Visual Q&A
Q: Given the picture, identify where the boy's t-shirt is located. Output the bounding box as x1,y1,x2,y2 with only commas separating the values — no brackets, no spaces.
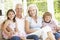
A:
42,20,58,33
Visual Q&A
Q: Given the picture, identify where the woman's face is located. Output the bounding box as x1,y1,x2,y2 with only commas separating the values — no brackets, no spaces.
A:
28,7,37,17
8,11,15,20
44,16,51,22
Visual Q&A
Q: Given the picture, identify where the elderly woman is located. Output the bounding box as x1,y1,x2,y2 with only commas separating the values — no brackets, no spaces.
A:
25,4,56,40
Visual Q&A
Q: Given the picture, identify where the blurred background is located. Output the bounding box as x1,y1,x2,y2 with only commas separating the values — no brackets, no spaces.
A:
0,0,60,25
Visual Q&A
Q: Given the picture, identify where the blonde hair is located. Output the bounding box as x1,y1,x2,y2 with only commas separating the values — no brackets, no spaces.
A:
27,4,38,17
15,3,22,9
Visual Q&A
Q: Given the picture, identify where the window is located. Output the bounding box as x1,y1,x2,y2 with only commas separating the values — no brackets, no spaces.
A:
27,0,47,16
0,0,60,22
54,0,60,21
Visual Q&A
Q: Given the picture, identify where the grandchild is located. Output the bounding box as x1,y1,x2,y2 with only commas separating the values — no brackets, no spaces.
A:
42,12,60,40
1,9,26,40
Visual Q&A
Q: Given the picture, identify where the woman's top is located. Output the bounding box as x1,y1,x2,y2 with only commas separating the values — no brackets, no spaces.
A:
26,16,42,30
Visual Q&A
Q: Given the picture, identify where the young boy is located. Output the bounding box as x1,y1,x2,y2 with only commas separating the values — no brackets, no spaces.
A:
42,12,60,40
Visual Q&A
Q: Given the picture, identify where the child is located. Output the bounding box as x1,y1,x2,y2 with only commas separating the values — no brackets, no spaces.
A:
42,12,60,40
1,9,26,40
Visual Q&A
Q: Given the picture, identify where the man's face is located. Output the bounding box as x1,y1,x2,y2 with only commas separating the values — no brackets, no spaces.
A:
15,4,23,16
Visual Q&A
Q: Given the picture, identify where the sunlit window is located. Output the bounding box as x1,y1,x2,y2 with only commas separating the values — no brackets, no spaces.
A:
27,0,47,16
0,0,60,22
54,0,60,21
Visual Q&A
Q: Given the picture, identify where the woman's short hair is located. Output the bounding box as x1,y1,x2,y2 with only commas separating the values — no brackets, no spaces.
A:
27,4,38,17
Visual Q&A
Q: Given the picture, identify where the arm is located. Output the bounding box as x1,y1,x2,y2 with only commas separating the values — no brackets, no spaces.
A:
56,26,60,32
2,20,11,36
14,22,19,33
25,20,36,34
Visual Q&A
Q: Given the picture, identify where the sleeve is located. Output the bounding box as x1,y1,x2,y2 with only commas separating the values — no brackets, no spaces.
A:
25,17,31,23
52,20,58,27
52,19,58,26
39,17,43,28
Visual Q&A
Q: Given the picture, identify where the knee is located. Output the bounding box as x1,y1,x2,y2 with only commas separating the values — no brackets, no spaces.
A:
54,33,60,40
33,35,39,40
32,35,39,39
10,36,21,40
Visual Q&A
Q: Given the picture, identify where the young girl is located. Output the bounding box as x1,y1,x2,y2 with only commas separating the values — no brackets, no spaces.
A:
42,12,60,40
1,9,25,40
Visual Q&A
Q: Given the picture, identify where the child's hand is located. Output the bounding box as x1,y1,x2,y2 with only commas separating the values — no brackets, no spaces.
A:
10,31,16,35
20,36,26,40
56,27,60,32
53,27,57,33
7,32,12,38
53,30,57,33
13,31,16,34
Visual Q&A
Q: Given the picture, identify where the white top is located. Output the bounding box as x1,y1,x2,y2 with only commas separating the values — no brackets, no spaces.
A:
26,16,42,30
8,22,16,31
16,17,26,36
2,21,16,39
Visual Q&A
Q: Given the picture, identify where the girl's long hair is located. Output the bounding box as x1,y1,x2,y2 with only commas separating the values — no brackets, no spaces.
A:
6,9,16,22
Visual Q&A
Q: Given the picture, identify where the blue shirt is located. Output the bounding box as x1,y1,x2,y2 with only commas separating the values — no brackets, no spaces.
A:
26,16,42,30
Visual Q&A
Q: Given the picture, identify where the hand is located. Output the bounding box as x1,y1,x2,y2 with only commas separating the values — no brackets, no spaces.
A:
12,31,16,34
20,36,26,40
7,32,12,38
56,27,60,32
10,31,16,35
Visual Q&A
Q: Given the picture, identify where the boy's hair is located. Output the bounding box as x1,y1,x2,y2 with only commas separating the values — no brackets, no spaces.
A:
43,12,52,20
